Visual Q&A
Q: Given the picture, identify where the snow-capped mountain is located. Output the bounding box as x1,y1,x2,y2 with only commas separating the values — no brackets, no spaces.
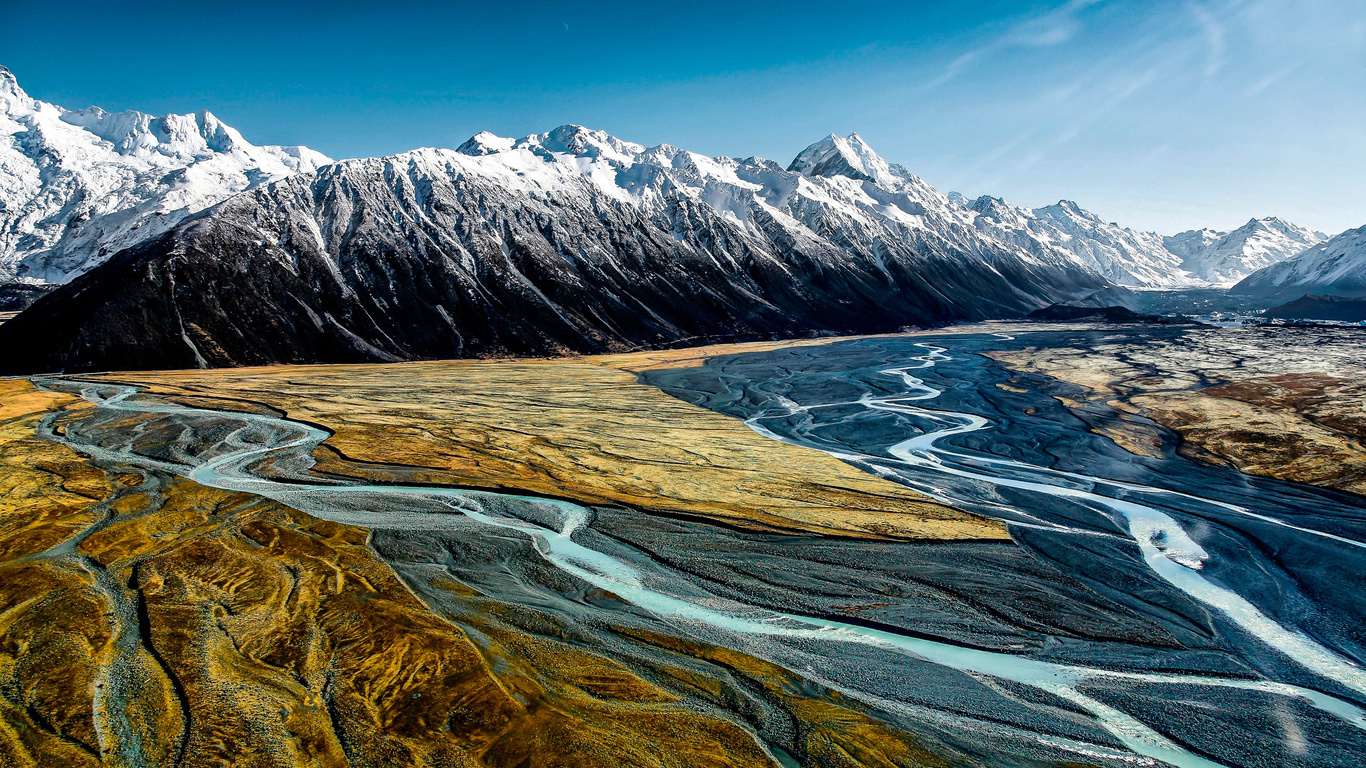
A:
788,133,927,192
963,195,1198,288
0,57,1327,301
0,65,330,285
0,126,1109,372
955,195,1325,290
1165,218,1325,285
1231,225,1366,300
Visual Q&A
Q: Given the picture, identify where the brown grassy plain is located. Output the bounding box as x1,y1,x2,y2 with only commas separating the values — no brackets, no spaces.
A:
98,355,1006,542
1,334,1007,766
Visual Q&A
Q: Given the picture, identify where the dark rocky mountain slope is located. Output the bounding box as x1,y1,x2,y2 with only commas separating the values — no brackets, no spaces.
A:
0,127,1109,373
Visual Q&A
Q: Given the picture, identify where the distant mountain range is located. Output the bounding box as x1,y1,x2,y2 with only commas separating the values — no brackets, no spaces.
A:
959,194,1326,289
1165,218,1326,285
0,67,1326,296
0,65,1360,372
1232,225,1366,300
960,194,1190,288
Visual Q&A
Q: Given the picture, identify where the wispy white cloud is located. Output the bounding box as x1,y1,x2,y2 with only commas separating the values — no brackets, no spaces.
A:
1053,65,1163,146
923,0,1107,90
888,0,1364,232
1008,0,1106,47
1243,62,1299,96
1188,2,1226,78
923,49,984,90
959,133,1037,181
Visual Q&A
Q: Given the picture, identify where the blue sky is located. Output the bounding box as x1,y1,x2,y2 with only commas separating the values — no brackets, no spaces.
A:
3,0,1362,234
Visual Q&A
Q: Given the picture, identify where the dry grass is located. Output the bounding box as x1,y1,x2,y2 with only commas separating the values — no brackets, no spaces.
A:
99,357,1006,541
0,381,113,560
0,380,846,767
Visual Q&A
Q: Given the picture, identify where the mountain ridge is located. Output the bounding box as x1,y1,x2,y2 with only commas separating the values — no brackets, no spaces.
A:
1,61,1357,373
0,126,1111,373
1166,217,1326,285
959,194,1329,289
1231,224,1366,300
0,64,1332,292
0,64,330,285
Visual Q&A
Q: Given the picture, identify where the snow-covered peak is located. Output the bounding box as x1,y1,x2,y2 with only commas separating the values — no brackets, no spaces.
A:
1163,227,1223,260
0,66,33,113
457,130,517,156
1166,216,1326,285
524,124,645,162
1229,216,1325,244
403,125,1298,291
969,195,1023,220
56,107,253,159
457,125,647,166
1232,224,1366,299
0,65,332,284
1037,200,1103,225
964,194,1198,288
962,192,1324,289
0,66,1326,297
789,132,906,189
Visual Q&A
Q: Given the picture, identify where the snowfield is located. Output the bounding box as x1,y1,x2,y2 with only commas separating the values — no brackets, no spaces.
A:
1232,225,1366,300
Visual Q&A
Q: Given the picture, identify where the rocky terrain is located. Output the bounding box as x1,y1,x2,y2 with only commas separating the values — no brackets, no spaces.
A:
990,325,1366,495
4,327,1365,767
1,382,916,768
639,328,1366,767
0,343,1009,768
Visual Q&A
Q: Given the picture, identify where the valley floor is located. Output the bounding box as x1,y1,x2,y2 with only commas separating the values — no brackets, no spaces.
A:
1,322,1364,768
989,324,1366,495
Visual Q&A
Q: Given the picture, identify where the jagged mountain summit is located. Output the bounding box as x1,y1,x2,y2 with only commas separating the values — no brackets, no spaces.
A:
788,133,925,191
1231,224,1366,300
1165,217,1326,286
0,56,1322,300
0,65,330,285
962,195,1197,289
956,195,1327,290
0,126,1110,373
